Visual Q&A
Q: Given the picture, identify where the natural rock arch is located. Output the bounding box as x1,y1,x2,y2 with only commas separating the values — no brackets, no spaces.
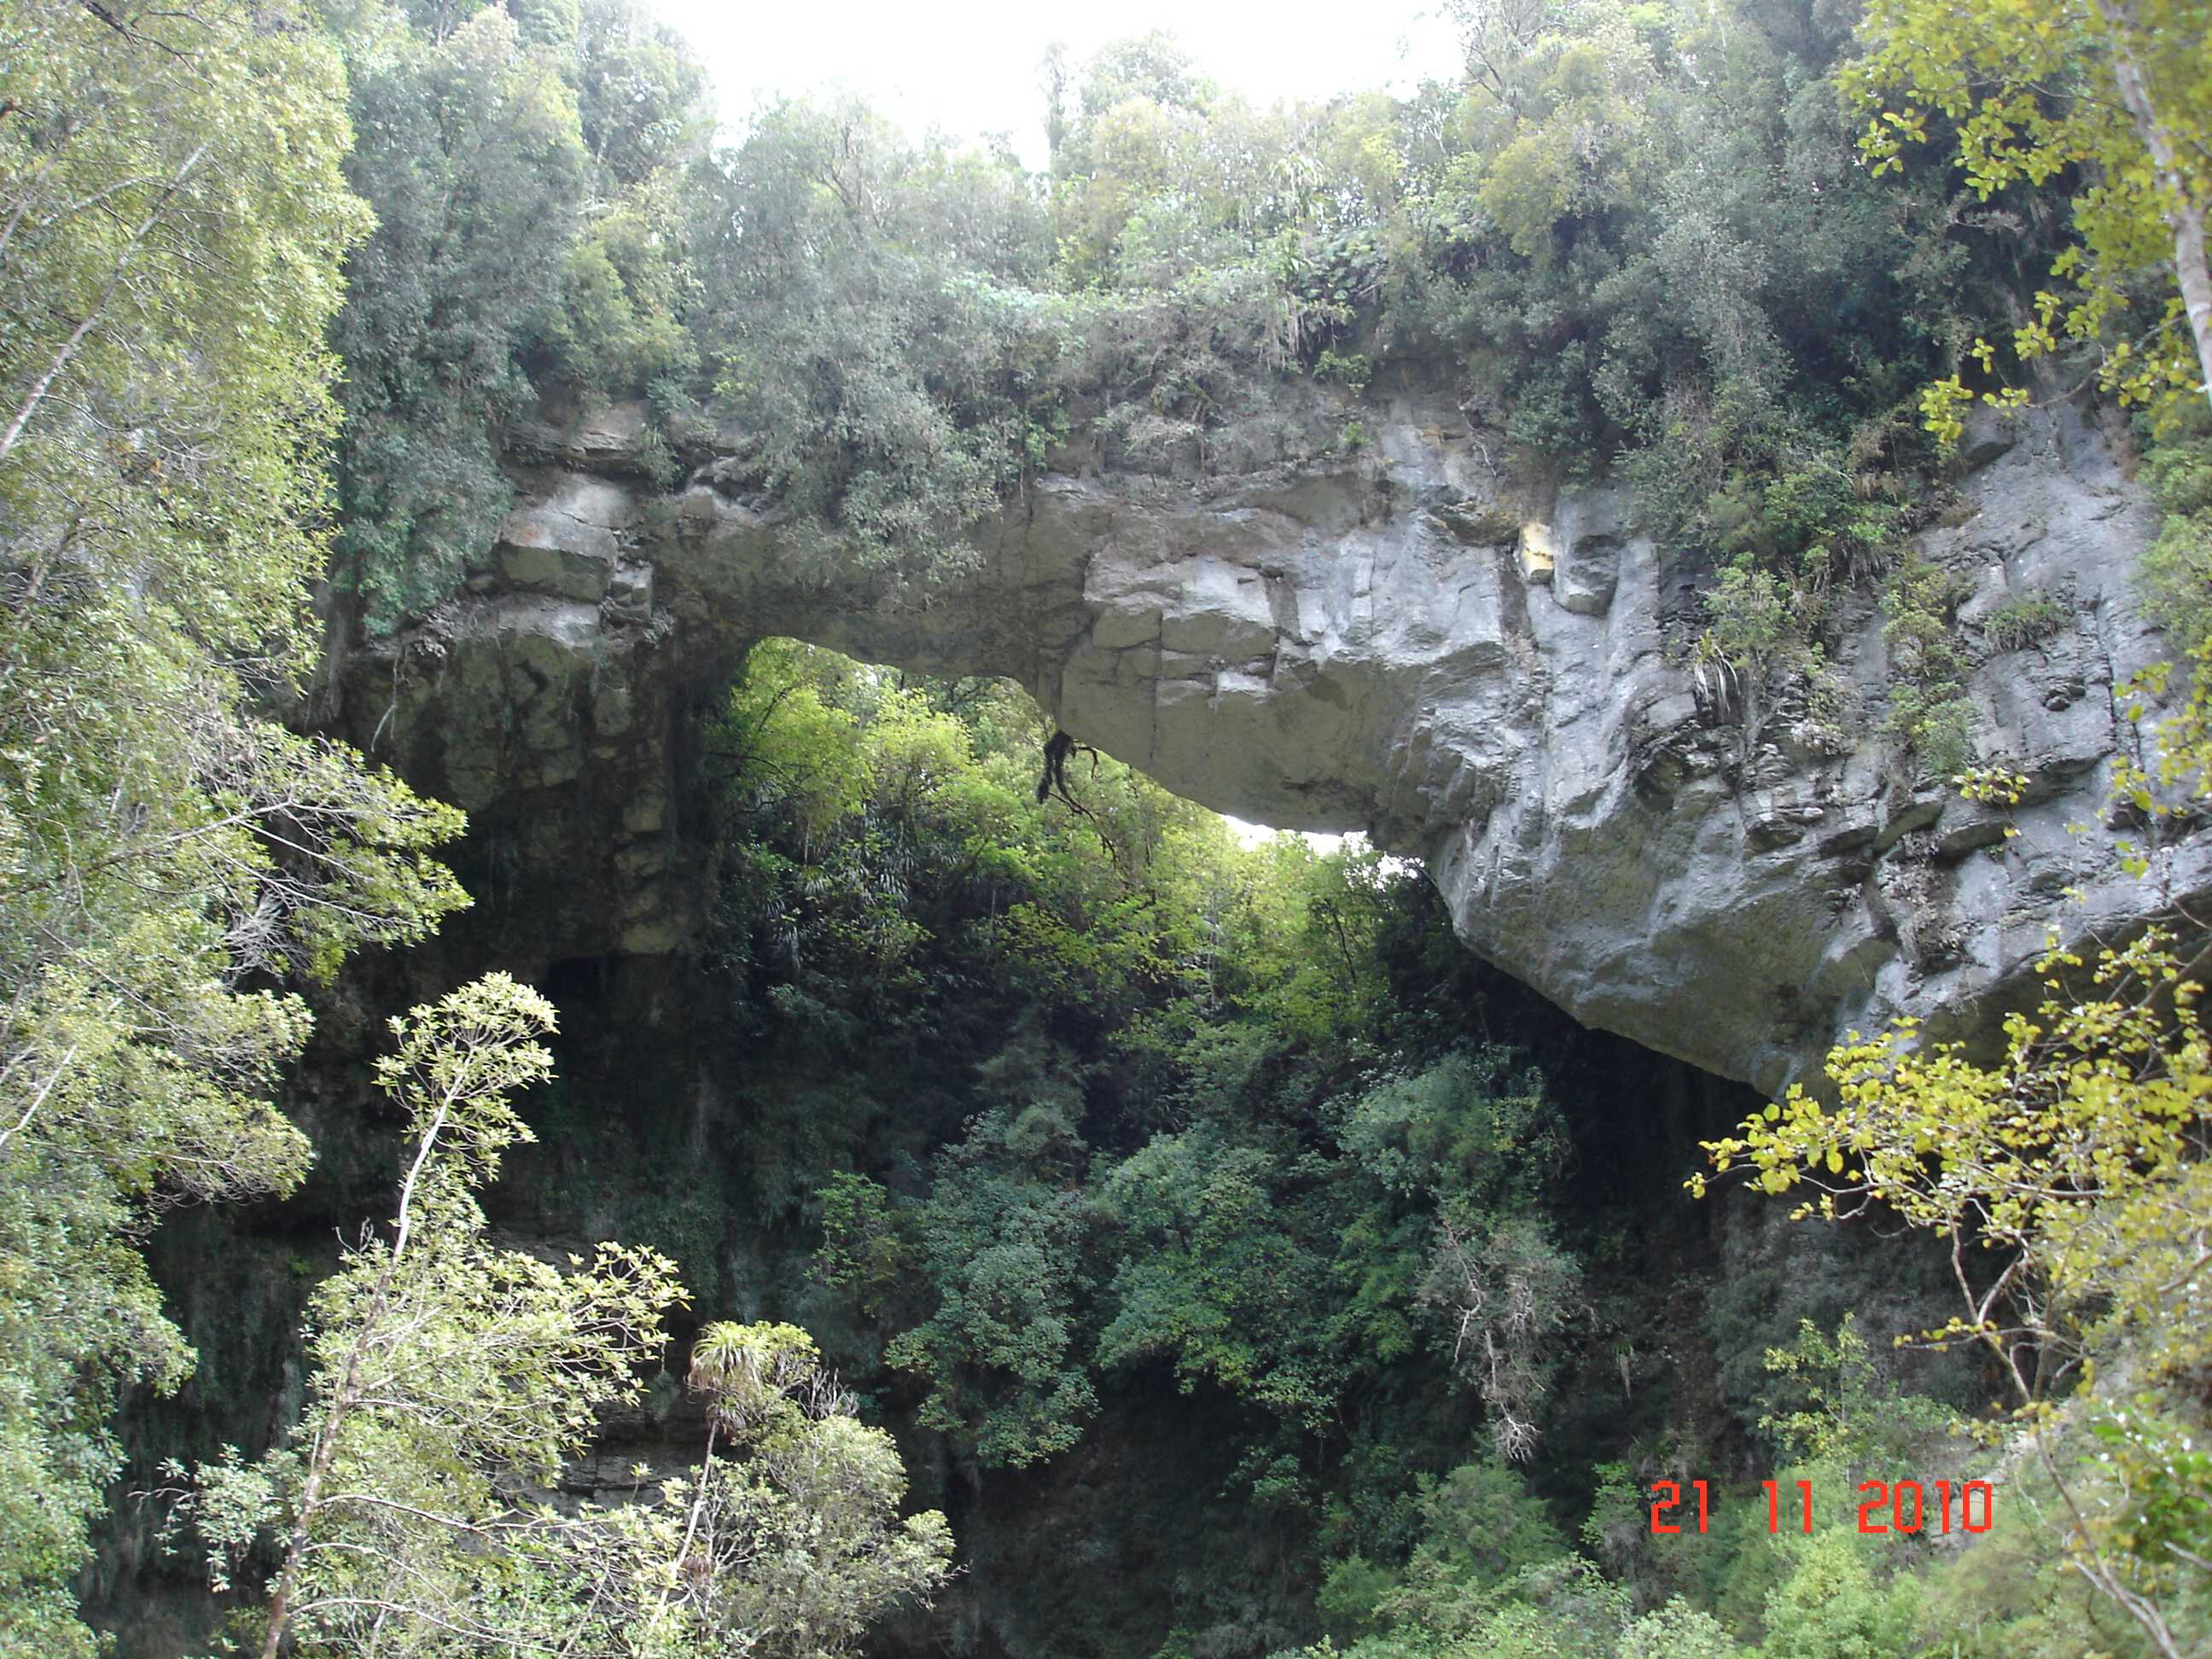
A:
345,393,2210,1096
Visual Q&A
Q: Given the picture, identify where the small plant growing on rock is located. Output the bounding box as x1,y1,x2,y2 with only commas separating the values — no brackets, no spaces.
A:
1880,557,1977,775
1983,589,2066,652
1314,348,1371,396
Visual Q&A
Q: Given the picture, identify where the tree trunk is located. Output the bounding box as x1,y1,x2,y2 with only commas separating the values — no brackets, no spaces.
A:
0,141,209,468
2098,0,2212,415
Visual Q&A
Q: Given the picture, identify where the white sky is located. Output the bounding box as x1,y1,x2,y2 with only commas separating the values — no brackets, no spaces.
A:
649,0,1464,165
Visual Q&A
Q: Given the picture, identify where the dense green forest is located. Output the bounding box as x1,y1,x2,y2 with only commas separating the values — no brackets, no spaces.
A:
4,0,2212,1653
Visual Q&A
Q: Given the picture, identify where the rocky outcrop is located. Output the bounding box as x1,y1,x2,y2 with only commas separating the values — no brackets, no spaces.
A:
349,389,2208,1096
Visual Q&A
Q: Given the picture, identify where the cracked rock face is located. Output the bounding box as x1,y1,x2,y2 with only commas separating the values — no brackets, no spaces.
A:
348,391,2211,1096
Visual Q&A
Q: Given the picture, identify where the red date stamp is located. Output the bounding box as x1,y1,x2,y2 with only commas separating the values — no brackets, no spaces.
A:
1649,1478,1994,1535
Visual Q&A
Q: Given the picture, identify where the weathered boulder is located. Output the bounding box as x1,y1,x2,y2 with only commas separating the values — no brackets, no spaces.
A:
347,392,2209,1096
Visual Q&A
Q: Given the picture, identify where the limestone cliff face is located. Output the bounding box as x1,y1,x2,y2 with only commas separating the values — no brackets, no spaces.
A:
347,391,2209,1095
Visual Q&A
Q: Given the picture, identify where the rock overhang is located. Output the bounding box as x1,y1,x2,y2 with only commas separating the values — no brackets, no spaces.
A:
349,390,2212,1097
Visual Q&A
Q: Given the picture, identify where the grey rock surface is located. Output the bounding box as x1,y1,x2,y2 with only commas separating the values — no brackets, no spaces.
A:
351,393,2209,1096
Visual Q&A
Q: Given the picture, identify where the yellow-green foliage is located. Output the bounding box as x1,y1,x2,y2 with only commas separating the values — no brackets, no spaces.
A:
1697,930,2212,1653
1757,1530,1924,1659
1851,0,2212,428
1694,931,2212,1378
